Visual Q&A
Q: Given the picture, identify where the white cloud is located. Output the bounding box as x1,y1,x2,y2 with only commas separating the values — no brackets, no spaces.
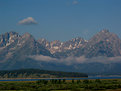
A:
28,55,121,65
29,55,57,62
72,0,79,5
18,17,38,25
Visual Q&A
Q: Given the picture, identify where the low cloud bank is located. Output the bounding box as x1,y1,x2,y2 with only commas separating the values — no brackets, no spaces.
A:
28,55,121,65
29,55,57,62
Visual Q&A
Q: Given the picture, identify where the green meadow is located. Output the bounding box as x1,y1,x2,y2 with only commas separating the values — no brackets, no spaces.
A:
1,79,121,91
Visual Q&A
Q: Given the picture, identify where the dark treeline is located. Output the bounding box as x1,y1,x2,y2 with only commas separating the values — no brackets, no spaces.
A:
0,69,88,78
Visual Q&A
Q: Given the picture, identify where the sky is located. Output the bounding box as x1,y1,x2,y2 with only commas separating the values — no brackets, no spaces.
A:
0,0,121,41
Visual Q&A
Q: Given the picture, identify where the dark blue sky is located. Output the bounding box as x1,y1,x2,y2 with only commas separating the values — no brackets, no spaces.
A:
0,0,121,41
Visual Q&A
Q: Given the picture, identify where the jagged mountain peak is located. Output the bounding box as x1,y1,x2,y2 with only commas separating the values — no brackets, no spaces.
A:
38,37,87,54
21,32,35,41
51,40,61,43
97,29,111,36
89,30,120,43
82,30,121,58
67,37,87,43
8,31,19,34
0,31,52,64
22,32,32,37
0,31,20,47
1,31,19,37
38,38,48,42
70,37,83,41
100,29,109,33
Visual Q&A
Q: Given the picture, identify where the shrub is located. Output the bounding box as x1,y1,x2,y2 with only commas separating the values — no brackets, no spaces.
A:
83,79,89,84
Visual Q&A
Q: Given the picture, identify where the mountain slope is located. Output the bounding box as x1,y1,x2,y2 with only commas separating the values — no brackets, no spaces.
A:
0,32,52,69
54,30,121,58
83,30,121,58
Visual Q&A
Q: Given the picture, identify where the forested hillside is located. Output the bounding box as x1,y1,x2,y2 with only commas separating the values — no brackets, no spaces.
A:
0,69,88,78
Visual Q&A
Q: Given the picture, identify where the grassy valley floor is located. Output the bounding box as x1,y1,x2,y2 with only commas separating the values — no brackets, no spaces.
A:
1,79,121,91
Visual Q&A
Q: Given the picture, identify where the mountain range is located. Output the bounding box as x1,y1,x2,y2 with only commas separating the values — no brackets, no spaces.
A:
0,30,121,75
39,30,121,58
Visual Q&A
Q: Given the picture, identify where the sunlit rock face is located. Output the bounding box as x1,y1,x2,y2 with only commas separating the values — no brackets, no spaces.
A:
38,37,87,54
